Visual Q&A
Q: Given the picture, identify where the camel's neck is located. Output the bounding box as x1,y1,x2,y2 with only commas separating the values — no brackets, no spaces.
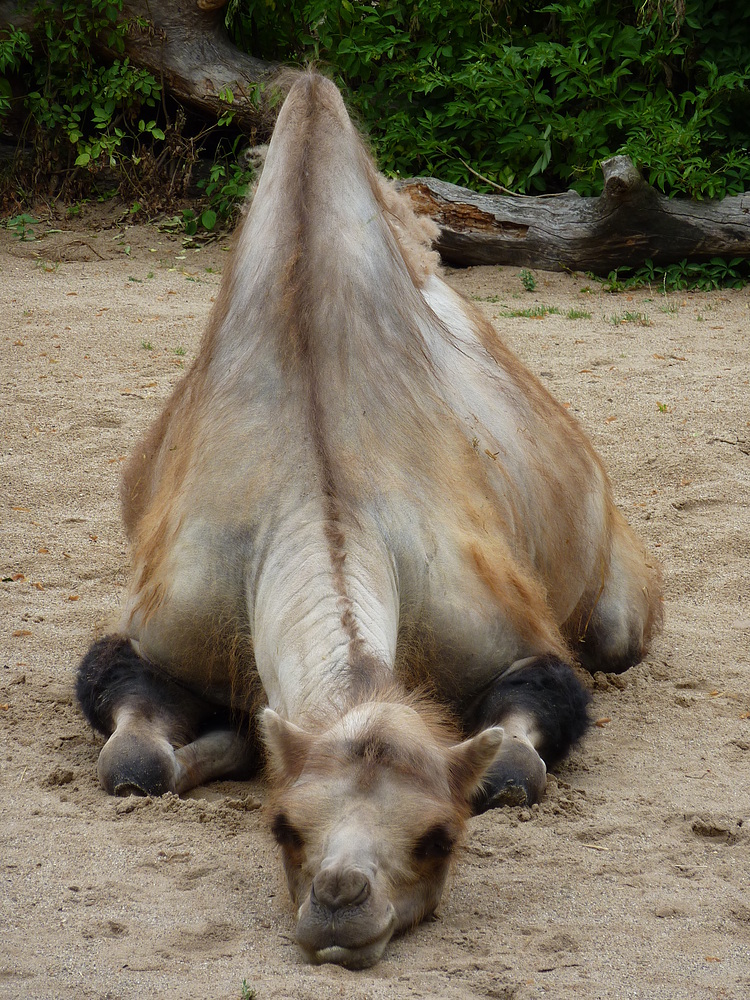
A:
250,505,400,723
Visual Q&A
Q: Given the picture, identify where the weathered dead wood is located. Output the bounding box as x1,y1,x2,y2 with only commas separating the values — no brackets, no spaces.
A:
401,158,750,273
106,1,278,135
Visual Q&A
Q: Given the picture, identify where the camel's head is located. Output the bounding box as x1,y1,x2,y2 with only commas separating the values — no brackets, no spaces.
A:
262,698,503,968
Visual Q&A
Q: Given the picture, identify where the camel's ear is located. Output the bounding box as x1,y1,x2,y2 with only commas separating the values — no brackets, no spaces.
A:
261,709,315,782
446,727,504,803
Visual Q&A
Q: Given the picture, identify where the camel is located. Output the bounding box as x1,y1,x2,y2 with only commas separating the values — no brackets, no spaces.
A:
76,72,662,969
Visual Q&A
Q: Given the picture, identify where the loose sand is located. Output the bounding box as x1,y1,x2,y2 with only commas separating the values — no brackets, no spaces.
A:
2,221,748,1000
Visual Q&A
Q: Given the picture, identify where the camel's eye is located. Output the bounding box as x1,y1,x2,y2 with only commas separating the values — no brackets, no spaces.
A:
271,813,304,850
414,824,455,861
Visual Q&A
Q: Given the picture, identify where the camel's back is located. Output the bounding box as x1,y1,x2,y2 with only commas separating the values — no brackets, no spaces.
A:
116,73,612,699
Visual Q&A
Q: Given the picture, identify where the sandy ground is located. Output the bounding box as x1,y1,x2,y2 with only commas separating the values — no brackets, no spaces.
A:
1,220,749,1000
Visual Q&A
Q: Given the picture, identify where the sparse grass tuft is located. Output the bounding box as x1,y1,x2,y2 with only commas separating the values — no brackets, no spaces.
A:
499,304,562,319
609,311,651,327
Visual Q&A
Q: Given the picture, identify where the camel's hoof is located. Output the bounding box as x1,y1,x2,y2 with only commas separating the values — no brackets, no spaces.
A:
97,730,176,797
473,738,547,813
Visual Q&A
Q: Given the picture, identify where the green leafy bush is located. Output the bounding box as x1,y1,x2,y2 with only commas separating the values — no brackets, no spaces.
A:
0,1,163,196
197,140,255,224
0,25,32,118
615,255,750,290
0,2,260,221
228,0,750,198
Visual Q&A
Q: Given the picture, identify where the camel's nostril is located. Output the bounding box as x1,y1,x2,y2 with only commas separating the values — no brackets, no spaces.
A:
312,867,371,912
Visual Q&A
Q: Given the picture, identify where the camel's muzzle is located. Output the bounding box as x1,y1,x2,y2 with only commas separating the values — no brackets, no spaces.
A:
295,865,397,968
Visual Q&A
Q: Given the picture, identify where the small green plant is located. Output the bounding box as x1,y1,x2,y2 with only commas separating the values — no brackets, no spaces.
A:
656,401,669,413
173,346,186,356
141,340,154,350
519,269,537,292
6,213,39,240
602,271,627,293
171,138,256,236
36,258,59,272
566,308,591,319
635,257,748,291
624,311,651,326
180,207,222,236
239,980,257,1000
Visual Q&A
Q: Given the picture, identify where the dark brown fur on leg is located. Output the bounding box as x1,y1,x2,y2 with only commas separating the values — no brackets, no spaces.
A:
465,655,590,812
76,635,259,795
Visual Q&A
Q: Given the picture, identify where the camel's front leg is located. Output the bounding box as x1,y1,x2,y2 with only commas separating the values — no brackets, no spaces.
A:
464,654,590,811
77,635,258,796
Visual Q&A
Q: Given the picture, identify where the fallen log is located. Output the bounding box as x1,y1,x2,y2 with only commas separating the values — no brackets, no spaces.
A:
401,157,750,273
104,0,278,135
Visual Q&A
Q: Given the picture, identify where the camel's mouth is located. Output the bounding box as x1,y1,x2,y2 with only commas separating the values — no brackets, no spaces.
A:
297,908,398,969
302,927,396,969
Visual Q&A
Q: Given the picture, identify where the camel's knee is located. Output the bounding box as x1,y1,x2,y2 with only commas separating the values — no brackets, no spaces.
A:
98,721,178,797
77,635,195,796
465,654,590,811
473,733,548,812
76,635,259,796
576,599,648,674
76,635,202,737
